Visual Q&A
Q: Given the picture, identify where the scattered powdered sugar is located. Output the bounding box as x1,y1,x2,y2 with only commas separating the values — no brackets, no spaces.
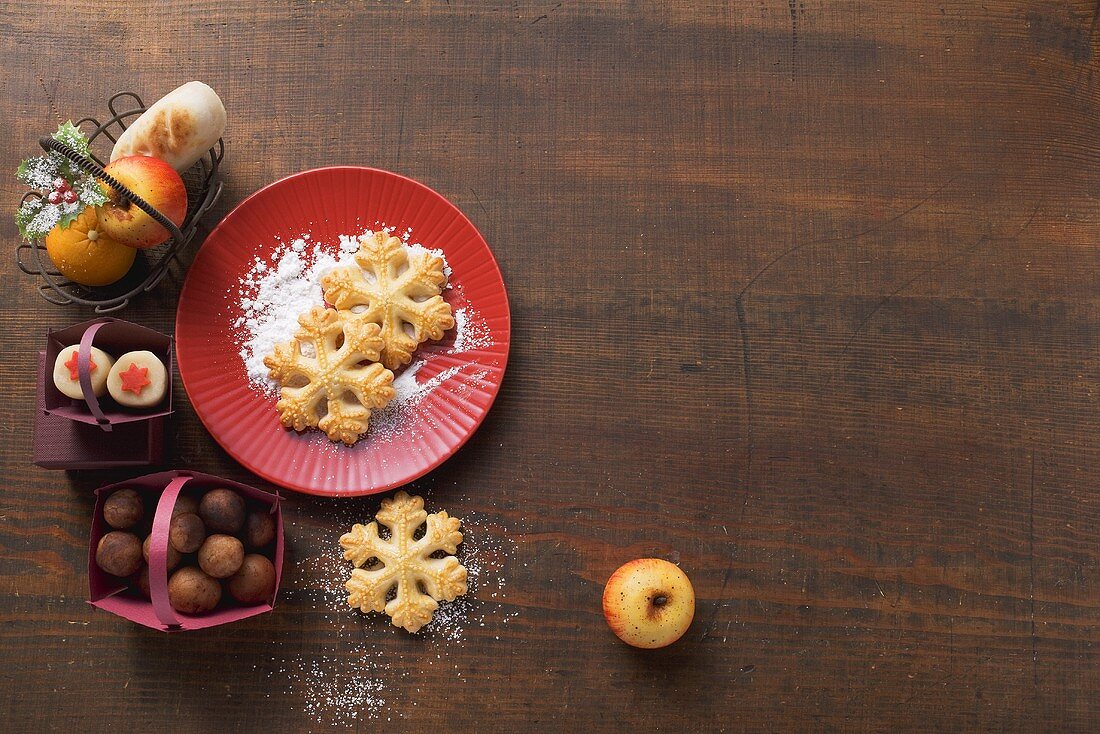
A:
397,361,463,403
419,513,518,642
368,361,460,434
234,232,359,391
451,306,492,353
258,500,517,724
259,505,394,725
367,363,491,446
277,653,385,724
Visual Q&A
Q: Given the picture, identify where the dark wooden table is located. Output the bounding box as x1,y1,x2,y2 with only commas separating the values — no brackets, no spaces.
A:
2,2,1097,731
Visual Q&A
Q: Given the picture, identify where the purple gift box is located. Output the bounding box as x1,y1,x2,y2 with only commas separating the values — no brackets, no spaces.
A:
35,318,171,469
89,470,284,631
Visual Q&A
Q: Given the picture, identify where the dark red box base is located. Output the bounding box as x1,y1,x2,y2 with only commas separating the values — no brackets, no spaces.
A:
33,352,164,469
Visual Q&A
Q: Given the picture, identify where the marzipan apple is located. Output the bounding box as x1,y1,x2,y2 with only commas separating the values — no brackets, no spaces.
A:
96,155,187,249
602,558,695,649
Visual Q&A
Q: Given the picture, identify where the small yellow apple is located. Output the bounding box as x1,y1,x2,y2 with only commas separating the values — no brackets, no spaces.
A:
602,558,695,648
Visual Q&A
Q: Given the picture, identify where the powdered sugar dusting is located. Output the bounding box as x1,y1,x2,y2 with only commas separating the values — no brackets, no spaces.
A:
451,306,492,353
234,232,359,391
419,513,518,642
368,364,491,446
258,500,518,724
258,505,396,724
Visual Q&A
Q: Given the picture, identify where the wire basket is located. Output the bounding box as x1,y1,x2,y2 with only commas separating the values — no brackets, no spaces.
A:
16,91,224,313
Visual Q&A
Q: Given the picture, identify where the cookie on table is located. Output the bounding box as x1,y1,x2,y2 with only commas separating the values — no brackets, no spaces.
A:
52,345,115,400
106,350,168,408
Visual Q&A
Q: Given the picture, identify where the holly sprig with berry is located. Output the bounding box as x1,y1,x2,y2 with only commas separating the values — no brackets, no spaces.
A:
15,122,109,241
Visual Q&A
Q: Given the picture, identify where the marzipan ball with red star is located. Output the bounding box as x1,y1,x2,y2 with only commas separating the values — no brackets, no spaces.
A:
107,350,168,408
51,344,115,400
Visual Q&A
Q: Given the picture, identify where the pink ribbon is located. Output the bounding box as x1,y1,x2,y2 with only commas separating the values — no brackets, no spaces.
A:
77,321,111,432
148,474,193,628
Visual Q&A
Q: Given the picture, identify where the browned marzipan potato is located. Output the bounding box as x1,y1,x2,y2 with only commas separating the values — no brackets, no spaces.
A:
199,489,245,535
96,531,143,577
198,534,245,579
168,567,222,614
227,554,276,605
169,512,206,554
244,510,276,548
103,488,144,530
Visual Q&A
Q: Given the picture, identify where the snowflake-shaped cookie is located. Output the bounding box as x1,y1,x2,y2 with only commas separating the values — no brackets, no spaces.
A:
263,306,396,445
340,491,467,633
320,231,455,370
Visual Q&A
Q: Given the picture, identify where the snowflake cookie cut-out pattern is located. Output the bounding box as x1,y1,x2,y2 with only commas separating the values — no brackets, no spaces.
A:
340,490,467,633
263,306,396,445
321,231,455,370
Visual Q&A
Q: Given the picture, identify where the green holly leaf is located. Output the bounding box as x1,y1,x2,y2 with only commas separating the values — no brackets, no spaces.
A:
74,175,108,208
14,199,39,240
14,197,60,241
53,121,92,159
55,202,84,231
16,154,59,190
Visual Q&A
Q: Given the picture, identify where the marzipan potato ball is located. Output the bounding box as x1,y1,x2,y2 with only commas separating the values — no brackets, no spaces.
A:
197,534,244,579
169,512,206,554
227,553,277,604
199,488,245,534
168,566,222,614
245,510,276,548
137,565,151,598
103,488,143,530
96,531,143,577
142,534,181,571
172,494,199,518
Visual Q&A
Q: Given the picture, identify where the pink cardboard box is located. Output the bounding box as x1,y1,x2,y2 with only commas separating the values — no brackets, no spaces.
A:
89,470,284,631
44,317,174,429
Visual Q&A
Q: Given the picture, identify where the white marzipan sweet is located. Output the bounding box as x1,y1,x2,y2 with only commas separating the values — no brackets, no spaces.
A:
52,345,114,400
110,81,226,172
106,350,168,408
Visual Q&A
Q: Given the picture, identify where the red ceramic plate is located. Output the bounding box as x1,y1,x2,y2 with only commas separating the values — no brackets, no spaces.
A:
176,167,509,496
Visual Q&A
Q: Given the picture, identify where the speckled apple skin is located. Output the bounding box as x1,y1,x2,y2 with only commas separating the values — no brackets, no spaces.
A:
96,155,187,249
602,558,695,649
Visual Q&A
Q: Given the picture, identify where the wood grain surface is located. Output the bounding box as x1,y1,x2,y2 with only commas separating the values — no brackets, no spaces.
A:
1,1,1098,731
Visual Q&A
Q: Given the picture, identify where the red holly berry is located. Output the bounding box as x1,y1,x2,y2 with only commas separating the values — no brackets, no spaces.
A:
62,190,78,204
47,191,62,204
